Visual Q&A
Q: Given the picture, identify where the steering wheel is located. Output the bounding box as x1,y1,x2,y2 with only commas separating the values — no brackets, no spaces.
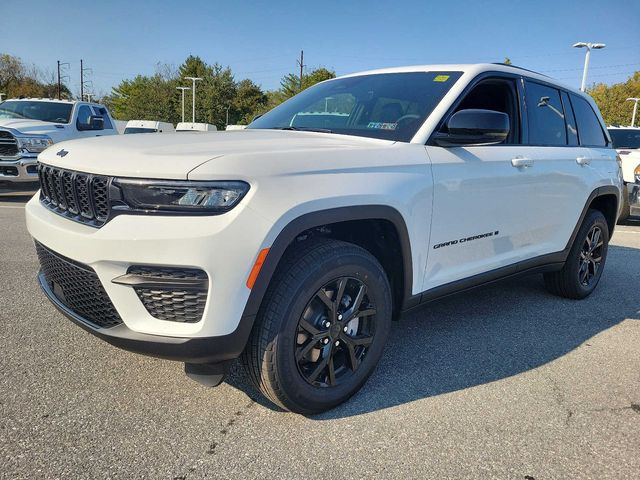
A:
395,114,420,125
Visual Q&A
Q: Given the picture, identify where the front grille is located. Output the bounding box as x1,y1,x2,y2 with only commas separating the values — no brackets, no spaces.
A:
38,164,111,227
36,242,122,328
128,266,208,323
0,130,18,157
0,166,18,176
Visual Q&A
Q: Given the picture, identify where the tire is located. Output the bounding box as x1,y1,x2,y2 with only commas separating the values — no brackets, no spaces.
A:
543,209,609,299
617,184,630,224
242,237,392,414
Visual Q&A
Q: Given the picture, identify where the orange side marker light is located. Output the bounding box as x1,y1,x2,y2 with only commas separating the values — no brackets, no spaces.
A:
246,248,270,289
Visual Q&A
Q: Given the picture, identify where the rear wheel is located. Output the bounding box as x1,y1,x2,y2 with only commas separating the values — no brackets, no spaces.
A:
242,238,392,414
544,209,609,299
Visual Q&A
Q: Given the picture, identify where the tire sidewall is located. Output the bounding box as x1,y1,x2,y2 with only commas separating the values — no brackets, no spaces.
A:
566,210,609,297
270,248,392,412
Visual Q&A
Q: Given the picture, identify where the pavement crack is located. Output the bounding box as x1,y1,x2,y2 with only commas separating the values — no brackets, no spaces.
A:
205,398,256,455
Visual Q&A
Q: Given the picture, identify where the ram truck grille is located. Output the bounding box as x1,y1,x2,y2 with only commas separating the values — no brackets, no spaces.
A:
38,164,111,227
36,242,123,329
0,130,19,157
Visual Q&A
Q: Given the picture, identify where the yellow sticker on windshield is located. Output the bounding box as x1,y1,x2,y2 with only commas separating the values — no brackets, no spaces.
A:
433,75,450,82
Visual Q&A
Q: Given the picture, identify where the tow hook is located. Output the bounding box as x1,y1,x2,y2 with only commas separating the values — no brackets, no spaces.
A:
184,362,229,387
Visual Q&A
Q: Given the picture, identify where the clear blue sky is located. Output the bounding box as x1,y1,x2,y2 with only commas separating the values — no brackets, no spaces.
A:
3,0,639,97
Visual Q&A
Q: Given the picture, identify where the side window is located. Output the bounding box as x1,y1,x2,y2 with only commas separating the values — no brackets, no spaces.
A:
92,106,113,129
570,94,607,147
450,77,521,144
76,105,92,128
525,81,566,146
561,91,579,146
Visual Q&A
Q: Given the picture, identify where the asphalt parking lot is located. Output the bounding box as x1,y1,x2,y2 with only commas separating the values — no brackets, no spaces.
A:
1,192,639,479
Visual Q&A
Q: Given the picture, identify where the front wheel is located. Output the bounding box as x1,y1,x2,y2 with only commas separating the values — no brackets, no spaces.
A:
544,209,609,299
242,238,392,414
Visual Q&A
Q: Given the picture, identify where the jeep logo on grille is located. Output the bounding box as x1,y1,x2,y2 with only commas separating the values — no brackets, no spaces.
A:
56,149,69,157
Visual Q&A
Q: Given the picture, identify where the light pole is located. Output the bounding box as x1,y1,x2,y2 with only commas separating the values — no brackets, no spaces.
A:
573,42,606,92
627,98,640,127
225,105,230,127
184,76,202,124
176,86,191,123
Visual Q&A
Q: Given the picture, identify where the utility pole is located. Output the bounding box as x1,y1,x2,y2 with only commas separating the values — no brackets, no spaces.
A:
572,42,606,92
176,86,191,123
297,50,305,91
627,98,640,127
56,60,69,100
226,105,230,126
184,76,202,124
80,59,84,100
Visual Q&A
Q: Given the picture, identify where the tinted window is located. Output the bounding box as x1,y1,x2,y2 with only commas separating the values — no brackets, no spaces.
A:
76,105,92,128
525,81,566,145
248,71,463,142
124,127,157,134
608,128,640,149
561,91,579,146
0,100,73,123
92,106,113,129
570,94,607,147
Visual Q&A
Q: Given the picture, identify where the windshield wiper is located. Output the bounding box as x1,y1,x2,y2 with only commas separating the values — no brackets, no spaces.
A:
272,126,333,133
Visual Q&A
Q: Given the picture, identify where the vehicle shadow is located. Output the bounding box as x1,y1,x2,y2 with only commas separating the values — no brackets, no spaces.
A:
226,244,640,418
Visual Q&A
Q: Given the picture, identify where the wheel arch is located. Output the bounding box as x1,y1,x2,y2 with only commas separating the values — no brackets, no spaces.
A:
566,185,620,251
240,205,414,322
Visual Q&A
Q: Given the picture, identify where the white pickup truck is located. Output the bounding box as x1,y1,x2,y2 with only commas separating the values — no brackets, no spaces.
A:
0,98,118,185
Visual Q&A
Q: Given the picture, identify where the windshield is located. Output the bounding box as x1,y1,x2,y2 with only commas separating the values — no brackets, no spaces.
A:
608,128,640,149
124,127,158,134
0,101,73,123
248,71,463,142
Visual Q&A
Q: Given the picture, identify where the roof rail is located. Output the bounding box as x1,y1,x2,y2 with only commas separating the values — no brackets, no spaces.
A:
491,63,550,77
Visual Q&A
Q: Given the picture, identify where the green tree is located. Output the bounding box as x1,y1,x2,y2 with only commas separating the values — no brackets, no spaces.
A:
503,57,512,65
0,53,71,100
108,71,179,123
588,72,640,126
232,79,267,124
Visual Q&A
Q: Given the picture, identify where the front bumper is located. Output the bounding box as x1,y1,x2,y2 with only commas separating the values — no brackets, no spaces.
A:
27,192,273,343
629,183,640,215
38,272,253,363
0,156,39,183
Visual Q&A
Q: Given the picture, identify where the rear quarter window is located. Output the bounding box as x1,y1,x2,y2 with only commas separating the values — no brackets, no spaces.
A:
525,81,566,146
570,94,607,147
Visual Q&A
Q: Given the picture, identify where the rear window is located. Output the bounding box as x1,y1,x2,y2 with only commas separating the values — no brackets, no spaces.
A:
608,128,640,149
525,81,566,146
570,94,607,147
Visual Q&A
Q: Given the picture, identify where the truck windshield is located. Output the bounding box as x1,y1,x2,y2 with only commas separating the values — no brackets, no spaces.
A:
609,129,640,149
0,101,73,123
247,71,463,142
124,127,158,134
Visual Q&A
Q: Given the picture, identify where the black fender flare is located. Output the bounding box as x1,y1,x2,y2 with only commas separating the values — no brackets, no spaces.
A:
240,205,414,322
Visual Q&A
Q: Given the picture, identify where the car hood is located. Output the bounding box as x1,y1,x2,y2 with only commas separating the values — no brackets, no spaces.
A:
37,129,393,179
0,118,71,141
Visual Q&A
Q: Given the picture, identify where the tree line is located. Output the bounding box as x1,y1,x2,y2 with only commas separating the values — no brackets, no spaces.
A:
1,52,638,128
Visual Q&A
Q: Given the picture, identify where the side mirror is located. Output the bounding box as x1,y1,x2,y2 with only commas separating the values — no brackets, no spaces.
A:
89,115,104,130
434,109,509,146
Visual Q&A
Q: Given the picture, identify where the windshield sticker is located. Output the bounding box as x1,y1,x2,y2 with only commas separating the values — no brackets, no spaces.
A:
367,122,397,130
433,75,450,82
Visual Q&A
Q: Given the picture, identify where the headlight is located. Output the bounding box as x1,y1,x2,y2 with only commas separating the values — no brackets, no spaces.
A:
18,136,54,153
114,179,250,214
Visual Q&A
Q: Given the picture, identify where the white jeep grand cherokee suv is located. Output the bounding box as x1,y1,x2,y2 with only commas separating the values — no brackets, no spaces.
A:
27,64,622,413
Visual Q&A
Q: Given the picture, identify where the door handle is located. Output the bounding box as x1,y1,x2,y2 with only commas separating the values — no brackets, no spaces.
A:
511,157,534,168
576,156,591,166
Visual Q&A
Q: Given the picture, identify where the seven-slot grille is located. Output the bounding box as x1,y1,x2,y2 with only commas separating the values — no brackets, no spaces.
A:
38,164,111,227
35,242,123,329
0,130,18,157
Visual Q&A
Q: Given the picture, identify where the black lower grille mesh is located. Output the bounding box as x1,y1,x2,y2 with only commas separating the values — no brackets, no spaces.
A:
36,242,122,328
128,266,208,323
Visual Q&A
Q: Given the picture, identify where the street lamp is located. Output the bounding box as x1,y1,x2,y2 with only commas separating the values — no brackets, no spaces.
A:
176,86,191,123
627,97,640,127
184,76,203,124
573,42,606,92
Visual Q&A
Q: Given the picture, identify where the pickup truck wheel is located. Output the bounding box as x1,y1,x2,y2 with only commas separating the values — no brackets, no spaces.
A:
543,209,609,299
242,238,392,414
